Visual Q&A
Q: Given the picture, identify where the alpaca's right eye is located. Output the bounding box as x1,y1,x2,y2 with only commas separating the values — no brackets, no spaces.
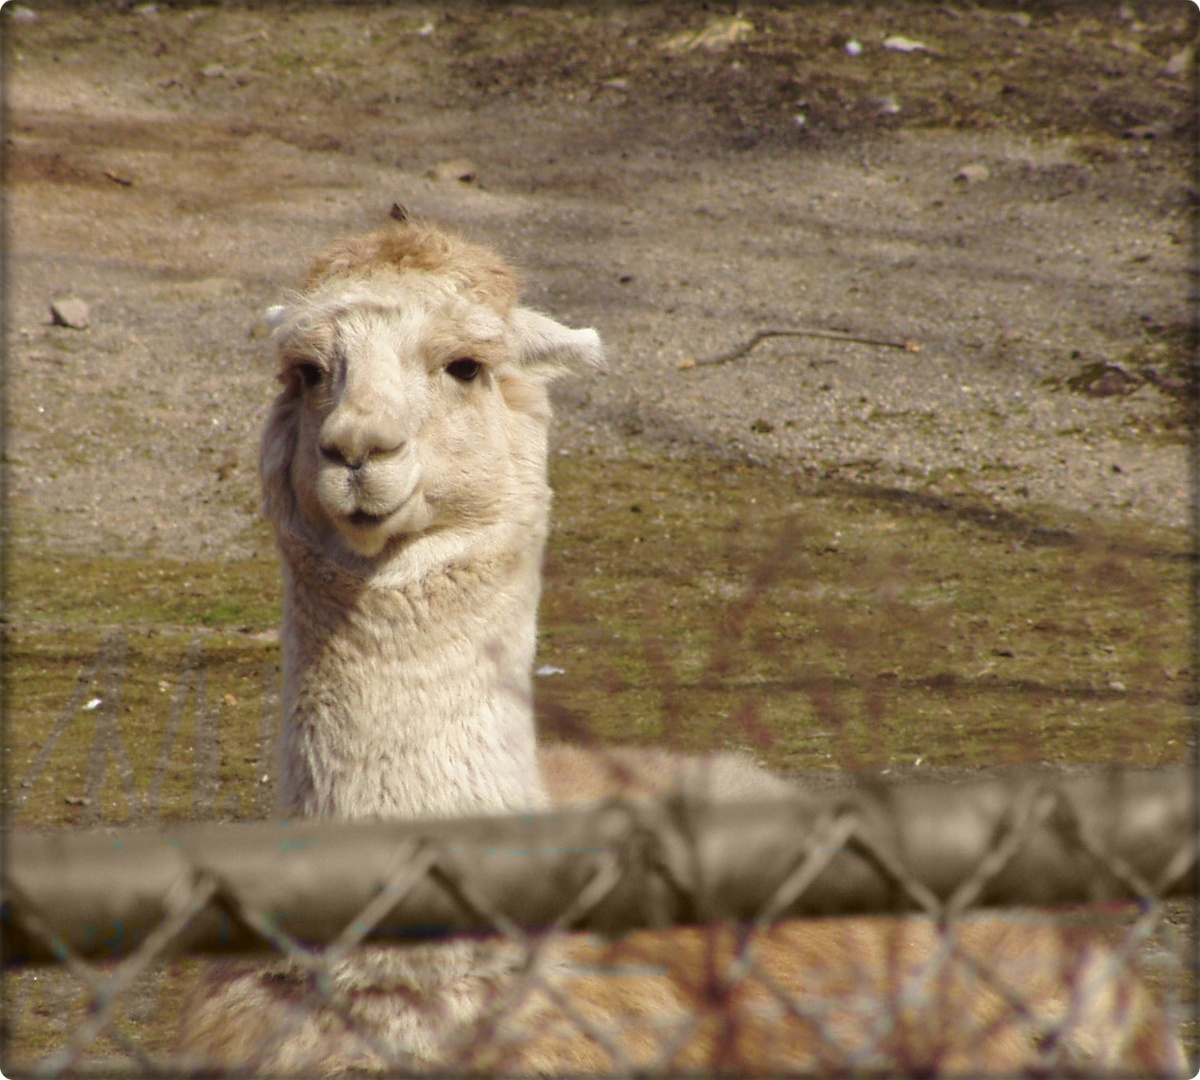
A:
294,363,324,389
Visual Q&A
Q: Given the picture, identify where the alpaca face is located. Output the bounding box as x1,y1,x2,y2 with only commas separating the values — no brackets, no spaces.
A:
266,269,601,561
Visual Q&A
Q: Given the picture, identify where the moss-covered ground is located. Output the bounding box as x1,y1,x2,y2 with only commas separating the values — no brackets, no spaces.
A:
538,448,1191,772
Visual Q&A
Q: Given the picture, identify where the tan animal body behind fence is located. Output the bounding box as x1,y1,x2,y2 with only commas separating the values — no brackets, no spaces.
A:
176,217,1185,1075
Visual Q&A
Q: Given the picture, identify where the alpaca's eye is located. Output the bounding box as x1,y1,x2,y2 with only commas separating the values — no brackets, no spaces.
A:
445,358,482,383
295,363,324,389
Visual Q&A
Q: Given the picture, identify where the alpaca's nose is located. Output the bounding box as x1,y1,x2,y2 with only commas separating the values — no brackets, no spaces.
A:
319,410,407,470
320,443,366,470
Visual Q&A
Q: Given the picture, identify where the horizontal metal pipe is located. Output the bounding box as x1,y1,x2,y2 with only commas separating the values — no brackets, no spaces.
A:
3,767,1192,967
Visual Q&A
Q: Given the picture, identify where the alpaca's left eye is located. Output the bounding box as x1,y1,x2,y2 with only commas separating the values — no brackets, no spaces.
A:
445,358,482,383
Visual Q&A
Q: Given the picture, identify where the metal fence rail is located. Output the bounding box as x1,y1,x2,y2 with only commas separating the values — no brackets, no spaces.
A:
3,767,1194,1077
5,768,1193,966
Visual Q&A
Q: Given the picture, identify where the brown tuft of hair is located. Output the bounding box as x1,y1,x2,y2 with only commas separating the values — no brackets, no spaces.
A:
302,220,521,311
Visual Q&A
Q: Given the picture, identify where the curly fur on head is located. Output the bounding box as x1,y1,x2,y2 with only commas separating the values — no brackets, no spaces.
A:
302,220,521,312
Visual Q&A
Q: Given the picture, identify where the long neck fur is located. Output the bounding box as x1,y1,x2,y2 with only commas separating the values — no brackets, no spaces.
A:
276,514,551,821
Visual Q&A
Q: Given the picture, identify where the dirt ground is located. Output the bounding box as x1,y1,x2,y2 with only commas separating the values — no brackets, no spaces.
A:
4,0,1196,563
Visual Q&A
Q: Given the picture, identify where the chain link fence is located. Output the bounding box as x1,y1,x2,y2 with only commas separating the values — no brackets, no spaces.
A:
4,766,1194,1075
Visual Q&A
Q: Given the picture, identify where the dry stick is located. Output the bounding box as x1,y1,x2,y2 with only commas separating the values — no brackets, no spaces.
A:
678,328,920,369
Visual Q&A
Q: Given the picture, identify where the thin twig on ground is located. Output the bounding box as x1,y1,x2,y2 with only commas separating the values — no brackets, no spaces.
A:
678,328,921,370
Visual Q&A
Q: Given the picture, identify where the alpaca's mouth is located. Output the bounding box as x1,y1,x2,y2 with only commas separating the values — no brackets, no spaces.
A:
347,508,391,528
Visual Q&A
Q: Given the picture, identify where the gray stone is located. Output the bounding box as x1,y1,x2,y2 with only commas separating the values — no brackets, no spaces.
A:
955,163,991,184
49,297,90,329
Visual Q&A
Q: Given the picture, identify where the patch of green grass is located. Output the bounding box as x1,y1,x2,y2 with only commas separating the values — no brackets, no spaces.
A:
4,629,278,830
537,448,1192,774
6,552,281,631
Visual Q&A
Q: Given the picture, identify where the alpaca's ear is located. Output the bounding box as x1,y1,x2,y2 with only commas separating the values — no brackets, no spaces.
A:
510,307,603,377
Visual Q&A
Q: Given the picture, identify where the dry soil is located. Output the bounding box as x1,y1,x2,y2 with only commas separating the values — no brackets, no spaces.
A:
5,1,1197,562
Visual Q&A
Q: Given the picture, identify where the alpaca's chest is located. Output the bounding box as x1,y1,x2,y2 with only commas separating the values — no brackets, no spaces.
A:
279,636,545,820
276,560,546,820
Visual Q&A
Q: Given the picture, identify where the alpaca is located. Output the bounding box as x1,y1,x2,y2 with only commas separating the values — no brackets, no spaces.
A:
176,219,1185,1075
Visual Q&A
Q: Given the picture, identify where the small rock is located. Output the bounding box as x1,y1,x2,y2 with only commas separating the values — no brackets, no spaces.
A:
1070,363,1141,397
1088,370,1136,396
1004,12,1032,28
1166,44,1194,76
426,158,477,183
64,795,92,807
955,163,990,184
82,697,102,710
845,39,863,56
882,35,928,53
661,14,754,53
535,665,566,677
876,95,901,115
201,63,227,78
50,297,90,329
10,5,37,22
601,78,630,90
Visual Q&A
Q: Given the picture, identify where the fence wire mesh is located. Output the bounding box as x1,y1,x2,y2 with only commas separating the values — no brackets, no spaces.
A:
3,766,1195,1076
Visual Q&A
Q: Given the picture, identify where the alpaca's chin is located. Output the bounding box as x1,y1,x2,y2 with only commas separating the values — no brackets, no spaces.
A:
333,500,433,558
336,516,405,557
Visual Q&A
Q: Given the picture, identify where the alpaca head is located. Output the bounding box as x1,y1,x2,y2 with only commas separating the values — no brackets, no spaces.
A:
261,221,602,565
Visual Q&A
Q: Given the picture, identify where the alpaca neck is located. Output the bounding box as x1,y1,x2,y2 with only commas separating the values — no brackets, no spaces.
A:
277,522,550,821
